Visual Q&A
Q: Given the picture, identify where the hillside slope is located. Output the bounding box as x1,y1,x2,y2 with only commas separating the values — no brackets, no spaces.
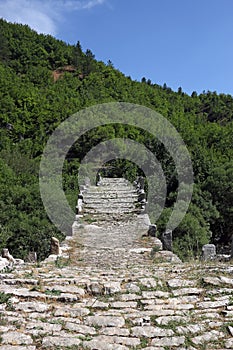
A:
0,19,232,260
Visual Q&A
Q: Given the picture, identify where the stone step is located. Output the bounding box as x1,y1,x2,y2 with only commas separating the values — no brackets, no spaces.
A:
86,188,137,193
84,196,138,201
83,208,138,214
83,199,137,205
84,199,135,208
100,177,130,183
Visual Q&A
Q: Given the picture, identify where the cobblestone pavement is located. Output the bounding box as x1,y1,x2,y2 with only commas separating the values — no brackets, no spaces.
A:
0,178,233,349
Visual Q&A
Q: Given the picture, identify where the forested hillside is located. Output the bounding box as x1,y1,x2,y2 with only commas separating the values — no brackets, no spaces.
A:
0,19,232,260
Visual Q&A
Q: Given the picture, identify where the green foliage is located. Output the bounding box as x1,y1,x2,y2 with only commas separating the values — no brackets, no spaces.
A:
45,289,62,296
0,19,232,260
0,292,12,304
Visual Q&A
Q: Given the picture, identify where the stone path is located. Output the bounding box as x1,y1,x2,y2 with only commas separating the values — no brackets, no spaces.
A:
0,178,233,349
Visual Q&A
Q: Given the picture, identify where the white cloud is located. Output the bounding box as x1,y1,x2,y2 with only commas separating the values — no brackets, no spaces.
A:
82,0,105,10
0,0,106,35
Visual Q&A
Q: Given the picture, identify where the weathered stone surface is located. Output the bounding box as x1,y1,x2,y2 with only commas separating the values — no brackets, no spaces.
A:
172,287,204,296
50,237,61,255
228,325,233,336
155,315,189,325
46,284,85,295
90,300,110,309
0,256,11,271
142,291,169,298
64,322,96,334
2,332,33,345
192,330,225,345
111,301,137,308
225,337,233,348
197,299,229,309
124,282,141,293
202,244,216,260
112,336,140,346
0,347,36,350
82,339,128,350
87,282,104,295
1,248,15,263
176,324,205,334
139,278,157,289
26,321,62,334
14,301,49,313
167,278,196,288
203,275,233,287
151,336,185,347
104,282,122,294
120,293,141,301
54,306,90,317
131,326,174,337
86,315,125,327
42,336,81,347
100,327,130,336
153,250,182,263
161,229,173,251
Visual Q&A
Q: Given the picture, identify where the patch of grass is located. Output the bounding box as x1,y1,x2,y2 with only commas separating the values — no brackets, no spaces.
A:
0,316,8,326
23,270,34,278
150,316,187,331
140,337,149,347
12,320,21,329
45,288,62,296
0,292,12,304
55,256,71,268
137,299,144,310
125,318,134,329
0,266,15,274
50,318,65,327
84,215,97,224
150,245,162,256
5,300,15,311
220,321,233,333
93,324,102,331
184,335,195,348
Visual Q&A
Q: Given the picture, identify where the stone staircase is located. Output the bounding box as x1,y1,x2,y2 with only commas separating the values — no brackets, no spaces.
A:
0,177,233,349
81,177,139,217
71,177,167,269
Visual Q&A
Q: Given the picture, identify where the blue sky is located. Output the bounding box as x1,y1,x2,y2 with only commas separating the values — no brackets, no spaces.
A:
1,0,233,96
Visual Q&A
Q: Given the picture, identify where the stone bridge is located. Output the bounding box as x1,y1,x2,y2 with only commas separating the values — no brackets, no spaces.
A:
0,178,233,349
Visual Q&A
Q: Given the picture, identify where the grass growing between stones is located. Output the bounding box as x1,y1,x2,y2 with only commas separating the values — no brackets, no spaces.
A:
45,288,62,296
84,214,98,224
139,337,149,347
55,256,72,268
0,291,12,304
150,316,188,332
220,321,233,333
0,315,8,326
